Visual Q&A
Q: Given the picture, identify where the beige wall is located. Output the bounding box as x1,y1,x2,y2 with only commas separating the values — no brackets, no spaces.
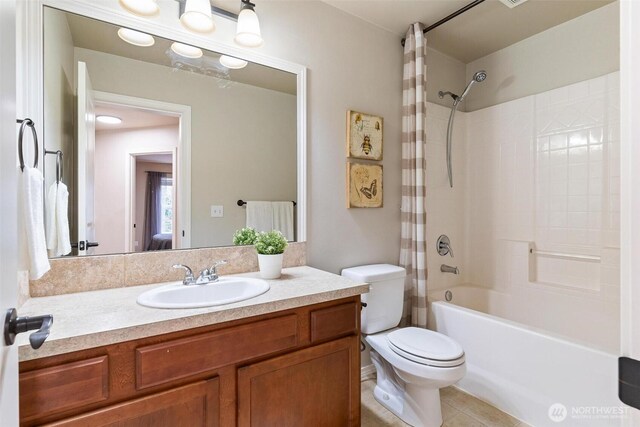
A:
426,47,467,110
251,2,403,273
135,161,173,252
75,48,297,249
94,125,178,255
250,2,468,273
463,2,619,112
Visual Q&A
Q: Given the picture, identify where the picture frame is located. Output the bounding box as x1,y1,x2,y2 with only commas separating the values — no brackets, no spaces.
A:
347,162,383,208
346,110,383,161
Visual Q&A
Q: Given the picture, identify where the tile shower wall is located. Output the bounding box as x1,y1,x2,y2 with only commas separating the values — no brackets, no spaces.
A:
459,72,620,352
425,103,467,291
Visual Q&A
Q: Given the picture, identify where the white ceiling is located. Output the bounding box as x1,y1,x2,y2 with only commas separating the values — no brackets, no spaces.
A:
324,0,615,63
95,102,179,131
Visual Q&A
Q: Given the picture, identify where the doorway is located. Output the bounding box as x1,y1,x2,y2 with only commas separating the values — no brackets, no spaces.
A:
89,92,191,254
129,151,176,252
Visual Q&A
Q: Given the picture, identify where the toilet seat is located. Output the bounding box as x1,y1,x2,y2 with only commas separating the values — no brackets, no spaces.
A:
387,327,465,367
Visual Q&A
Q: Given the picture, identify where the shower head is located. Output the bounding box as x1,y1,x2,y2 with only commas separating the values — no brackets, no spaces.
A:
456,70,487,104
473,70,487,82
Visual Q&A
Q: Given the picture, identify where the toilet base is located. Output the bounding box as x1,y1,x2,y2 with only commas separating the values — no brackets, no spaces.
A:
370,350,444,427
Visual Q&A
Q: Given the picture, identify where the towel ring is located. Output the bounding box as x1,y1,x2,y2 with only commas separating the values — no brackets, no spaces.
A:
45,150,63,184
17,118,38,172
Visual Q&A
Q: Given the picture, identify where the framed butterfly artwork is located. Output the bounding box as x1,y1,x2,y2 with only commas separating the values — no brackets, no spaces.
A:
346,110,383,160
347,162,383,208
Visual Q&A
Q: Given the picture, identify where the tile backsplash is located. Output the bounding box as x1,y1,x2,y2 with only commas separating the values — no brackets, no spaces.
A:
29,243,306,297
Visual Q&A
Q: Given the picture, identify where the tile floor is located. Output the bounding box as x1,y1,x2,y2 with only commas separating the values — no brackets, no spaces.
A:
361,379,531,427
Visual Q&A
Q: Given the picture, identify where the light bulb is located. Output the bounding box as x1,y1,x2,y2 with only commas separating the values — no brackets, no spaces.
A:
219,55,248,69
180,0,215,33
96,115,122,125
234,6,263,48
171,42,203,59
118,0,159,16
117,28,155,47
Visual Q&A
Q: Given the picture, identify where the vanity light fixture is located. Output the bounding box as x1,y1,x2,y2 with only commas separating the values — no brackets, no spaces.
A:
219,55,248,69
96,115,123,125
171,42,204,58
234,0,263,48
173,0,265,46
117,28,155,47
118,0,159,16
180,0,215,33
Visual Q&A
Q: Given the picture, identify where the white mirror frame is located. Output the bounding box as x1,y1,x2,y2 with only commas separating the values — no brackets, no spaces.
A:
17,0,307,248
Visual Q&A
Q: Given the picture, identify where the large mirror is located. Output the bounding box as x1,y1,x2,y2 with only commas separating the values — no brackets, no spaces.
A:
43,7,300,257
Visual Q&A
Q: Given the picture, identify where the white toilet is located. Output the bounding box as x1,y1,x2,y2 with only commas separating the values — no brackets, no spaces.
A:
342,264,466,427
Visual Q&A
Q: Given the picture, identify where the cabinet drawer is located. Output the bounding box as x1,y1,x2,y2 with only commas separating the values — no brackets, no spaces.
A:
310,302,358,343
136,314,298,389
45,379,219,427
20,356,109,421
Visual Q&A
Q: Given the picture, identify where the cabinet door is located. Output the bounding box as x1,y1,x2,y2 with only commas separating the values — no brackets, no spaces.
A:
46,379,219,427
238,337,360,427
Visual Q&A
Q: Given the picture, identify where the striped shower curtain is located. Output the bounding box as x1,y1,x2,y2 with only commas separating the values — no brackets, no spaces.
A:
400,23,428,328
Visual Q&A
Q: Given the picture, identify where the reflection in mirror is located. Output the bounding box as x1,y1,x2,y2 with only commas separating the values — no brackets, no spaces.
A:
43,7,298,258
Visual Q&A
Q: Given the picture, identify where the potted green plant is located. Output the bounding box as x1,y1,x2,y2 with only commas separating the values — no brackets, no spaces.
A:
232,227,258,246
232,228,288,279
254,230,288,279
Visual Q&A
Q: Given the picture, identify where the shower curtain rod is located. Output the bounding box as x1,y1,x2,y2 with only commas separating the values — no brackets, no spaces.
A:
401,0,485,47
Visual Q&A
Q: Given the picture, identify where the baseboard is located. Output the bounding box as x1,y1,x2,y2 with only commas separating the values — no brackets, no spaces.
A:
361,364,376,382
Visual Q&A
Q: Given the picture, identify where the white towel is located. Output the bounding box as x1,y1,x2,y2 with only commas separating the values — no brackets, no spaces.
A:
272,201,294,241
246,201,273,233
19,166,50,280
45,184,57,254
55,182,71,256
46,182,71,257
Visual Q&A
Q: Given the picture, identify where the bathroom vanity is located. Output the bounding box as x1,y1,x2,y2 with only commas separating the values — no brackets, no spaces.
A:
17,267,367,426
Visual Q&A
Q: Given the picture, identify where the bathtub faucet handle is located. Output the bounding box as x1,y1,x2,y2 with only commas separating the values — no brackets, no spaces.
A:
437,235,454,257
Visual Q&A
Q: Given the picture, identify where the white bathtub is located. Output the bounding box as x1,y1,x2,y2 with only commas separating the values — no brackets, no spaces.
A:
429,286,623,427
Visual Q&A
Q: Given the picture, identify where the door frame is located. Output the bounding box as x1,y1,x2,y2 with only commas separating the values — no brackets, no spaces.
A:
0,0,19,423
76,61,96,257
92,91,191,249
127,149,178,252
620,0,640,423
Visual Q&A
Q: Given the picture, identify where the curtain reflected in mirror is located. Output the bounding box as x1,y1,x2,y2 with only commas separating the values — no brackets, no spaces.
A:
143,172,173,251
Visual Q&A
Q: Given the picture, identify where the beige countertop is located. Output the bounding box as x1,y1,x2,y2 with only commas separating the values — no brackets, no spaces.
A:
18,266,369,361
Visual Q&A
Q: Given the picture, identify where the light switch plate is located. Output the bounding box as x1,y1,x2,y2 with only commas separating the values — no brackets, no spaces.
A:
211,205,224,217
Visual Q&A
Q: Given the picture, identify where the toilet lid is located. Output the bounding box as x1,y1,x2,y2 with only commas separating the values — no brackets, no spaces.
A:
387,328,465,367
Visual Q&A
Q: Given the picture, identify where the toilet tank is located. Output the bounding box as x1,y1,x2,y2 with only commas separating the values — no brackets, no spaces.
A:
341,264,406,334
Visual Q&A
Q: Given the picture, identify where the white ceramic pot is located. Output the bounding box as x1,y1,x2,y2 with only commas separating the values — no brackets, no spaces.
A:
258,253,283,279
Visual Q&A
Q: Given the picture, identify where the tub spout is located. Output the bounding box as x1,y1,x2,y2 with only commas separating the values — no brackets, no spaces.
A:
441,264,459,274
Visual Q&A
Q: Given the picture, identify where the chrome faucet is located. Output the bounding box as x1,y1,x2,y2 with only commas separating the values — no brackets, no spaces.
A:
173,264,196,286
173,260,228,285
441,264,459,275
200,260,228,283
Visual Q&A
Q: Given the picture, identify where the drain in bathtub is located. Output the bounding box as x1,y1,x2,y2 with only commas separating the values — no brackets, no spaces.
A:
445,290,453,302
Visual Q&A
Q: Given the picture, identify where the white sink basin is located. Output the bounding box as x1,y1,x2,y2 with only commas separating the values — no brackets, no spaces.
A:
137,277,270,309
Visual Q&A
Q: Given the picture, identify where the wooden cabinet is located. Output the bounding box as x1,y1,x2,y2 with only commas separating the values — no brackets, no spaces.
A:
46,380,219,427
238,337,359,427
19,297,361,426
